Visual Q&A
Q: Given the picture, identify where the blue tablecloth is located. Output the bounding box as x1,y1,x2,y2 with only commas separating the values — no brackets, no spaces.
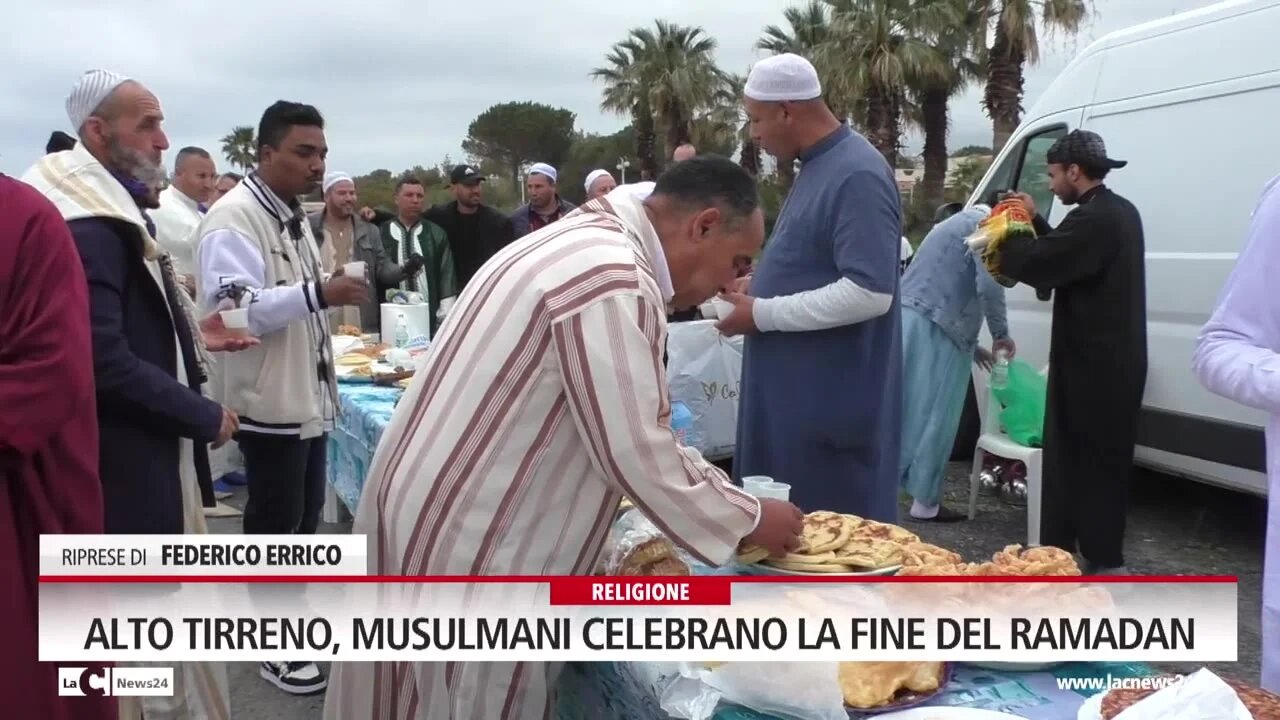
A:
327,383,402,514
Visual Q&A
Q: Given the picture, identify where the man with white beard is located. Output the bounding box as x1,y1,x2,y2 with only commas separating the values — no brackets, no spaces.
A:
22,68,254,720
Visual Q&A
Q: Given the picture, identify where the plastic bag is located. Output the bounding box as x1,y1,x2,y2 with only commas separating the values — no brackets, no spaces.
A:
660,663,847,720
964,200,1037,288
597,509,690,576
991,359,1047,447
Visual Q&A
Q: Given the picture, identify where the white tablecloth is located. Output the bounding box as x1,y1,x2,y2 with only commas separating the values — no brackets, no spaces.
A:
667,320,744,461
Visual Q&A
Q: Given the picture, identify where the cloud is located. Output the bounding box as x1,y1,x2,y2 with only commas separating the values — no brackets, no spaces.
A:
0,0,1218,178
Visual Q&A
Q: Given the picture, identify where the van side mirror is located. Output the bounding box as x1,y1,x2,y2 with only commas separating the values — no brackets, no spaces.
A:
982,189,1007,207
933,202,963,222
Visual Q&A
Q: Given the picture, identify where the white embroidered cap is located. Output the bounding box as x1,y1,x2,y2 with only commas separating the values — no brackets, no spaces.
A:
744,53,822,102
527,162,557,184
323,171,354,194
66,69,132,132
584,169,612,193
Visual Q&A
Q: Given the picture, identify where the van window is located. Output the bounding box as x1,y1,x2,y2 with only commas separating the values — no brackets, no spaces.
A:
1017,129,1067,216
976,126,1067,210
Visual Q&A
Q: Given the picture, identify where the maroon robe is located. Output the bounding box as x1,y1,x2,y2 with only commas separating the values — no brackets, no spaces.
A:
0,176,115,720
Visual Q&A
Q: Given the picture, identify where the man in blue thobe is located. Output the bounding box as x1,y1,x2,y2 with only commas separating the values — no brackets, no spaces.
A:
718,54,903,520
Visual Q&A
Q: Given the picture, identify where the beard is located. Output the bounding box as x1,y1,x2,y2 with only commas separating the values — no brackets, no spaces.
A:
105,134,167,208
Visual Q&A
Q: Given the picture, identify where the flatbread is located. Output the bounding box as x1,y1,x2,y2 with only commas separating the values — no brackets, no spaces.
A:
832,537,905,569
766,560,858,574
336,353,374,366
851,520,919,546
838,661,944,708
799,512,857,554
736,545,770,565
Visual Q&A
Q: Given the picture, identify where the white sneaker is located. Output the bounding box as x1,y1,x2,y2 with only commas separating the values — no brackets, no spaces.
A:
260,661,326,695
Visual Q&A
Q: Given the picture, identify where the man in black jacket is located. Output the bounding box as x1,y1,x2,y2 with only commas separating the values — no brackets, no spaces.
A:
997,130,1146,575
424,164,515,289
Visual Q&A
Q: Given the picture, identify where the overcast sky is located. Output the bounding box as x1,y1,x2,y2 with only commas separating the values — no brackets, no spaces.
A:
0,0,1220,178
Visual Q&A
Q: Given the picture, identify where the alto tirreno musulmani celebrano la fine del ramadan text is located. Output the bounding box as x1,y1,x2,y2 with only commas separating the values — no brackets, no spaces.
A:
82,614,1196,654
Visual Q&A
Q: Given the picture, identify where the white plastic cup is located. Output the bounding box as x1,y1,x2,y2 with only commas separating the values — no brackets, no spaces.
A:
219,307,249,338
343,261,367,279
752,481,791,502
742,476,774,498
711,297,734,319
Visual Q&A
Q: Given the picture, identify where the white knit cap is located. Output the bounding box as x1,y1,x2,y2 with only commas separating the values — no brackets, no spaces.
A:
744,53,822,102
323,171,354,194
527,162,557,183
584,169,612,193
66,69,132,132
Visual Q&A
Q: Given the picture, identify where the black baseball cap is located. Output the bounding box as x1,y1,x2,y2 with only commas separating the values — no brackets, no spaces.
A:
1046,130,1127,170
449,164,485,185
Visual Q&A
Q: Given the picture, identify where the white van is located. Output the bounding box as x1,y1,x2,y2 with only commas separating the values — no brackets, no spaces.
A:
962,0,1280,496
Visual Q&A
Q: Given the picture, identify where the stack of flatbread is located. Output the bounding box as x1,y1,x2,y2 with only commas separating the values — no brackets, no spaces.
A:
738,511,920,573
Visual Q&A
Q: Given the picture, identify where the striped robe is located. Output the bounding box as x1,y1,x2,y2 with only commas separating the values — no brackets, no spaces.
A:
324,190,760,720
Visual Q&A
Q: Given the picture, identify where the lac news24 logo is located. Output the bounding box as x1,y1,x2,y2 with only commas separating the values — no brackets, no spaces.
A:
58,666,172,696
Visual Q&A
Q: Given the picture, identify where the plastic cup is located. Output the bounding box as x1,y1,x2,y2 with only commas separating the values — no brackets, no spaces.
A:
219,307,249,338
343,261,366,279
752,481,791,502
711,297,734,319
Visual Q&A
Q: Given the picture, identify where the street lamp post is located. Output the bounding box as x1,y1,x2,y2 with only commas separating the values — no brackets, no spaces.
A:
616,157,631,184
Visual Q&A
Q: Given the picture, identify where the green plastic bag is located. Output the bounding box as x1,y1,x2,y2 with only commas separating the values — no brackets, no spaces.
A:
991,359,1047,447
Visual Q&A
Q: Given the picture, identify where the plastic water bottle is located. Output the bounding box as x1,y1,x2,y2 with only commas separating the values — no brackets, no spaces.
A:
394,316,409,349
671,401,695,447
991,350,1010,390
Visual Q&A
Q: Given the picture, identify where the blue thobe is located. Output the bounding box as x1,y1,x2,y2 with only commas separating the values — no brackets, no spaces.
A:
734,125,903,521
1193,174,1280,693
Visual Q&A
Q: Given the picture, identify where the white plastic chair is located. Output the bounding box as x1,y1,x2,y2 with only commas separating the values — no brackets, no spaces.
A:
967,363,1047,547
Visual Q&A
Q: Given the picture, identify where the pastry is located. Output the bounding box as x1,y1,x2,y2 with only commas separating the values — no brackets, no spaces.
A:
837,661,944,708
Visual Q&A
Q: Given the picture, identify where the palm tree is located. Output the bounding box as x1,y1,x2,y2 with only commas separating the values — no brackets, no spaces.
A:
982,0,1089,153
220,126,257,173
757,0,856,122
911,0,986,212
689,74,744,159
591,43,659,180
818,0,959,169
593,21,729,177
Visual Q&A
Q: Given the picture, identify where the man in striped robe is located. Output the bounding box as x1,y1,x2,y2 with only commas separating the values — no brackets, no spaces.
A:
325,156,804,720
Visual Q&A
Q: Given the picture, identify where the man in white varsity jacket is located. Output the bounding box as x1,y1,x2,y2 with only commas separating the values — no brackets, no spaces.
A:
194,100,368,696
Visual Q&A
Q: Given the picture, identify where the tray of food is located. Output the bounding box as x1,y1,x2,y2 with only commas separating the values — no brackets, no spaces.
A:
736,511,916,576
335,353,377,382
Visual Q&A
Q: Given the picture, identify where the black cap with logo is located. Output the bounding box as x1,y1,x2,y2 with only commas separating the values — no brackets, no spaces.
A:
449,165,485,186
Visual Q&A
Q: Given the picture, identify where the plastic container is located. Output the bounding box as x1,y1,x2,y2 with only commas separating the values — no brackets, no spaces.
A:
394,316,409,348
671,401,696,447
219,307,249,338
343,260,366,279
991,349,1010,390
750,482,791,501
